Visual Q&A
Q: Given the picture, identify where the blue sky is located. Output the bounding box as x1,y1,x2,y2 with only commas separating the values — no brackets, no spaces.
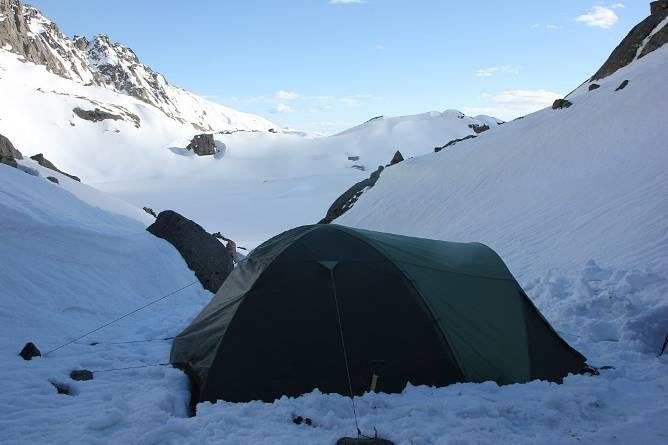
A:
31,0,648,133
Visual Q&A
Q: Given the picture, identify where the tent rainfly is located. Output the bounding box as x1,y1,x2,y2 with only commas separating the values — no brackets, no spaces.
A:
170,224,586,404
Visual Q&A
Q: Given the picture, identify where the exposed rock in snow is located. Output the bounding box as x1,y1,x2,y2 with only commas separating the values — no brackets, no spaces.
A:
389,150,404,166
186,134,216,156
46,175,58,184
319,166,384,224
147,210,234,292
590,1,668,80
552,98,573,109
616,79,630,91
434,134,477,152
30,153,80,181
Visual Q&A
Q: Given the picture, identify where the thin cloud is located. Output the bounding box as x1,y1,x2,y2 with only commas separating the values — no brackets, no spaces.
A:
375,43,385,50
576,4,623,29
274,90,300,100
475,65,521,77
271,103,295,113
463,89,561,121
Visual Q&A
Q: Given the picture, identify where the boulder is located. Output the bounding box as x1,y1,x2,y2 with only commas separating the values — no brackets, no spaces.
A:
46,176,59,184
0,133,23,167
588,83,601,91
186,134,216,156
552,99,573,110
389,150,404,166
19,342,41,360
319,166,384,224
30,153,81,181
147,210,234,292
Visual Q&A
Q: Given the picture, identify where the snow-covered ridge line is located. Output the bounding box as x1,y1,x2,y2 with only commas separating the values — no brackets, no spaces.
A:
0,0,276,132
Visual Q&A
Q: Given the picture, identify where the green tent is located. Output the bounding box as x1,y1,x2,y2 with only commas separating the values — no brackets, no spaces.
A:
170,224,586,404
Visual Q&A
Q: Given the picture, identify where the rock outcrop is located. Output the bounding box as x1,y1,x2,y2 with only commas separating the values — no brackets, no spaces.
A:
30,153,81,181
73,107,122,123
186,134,216,156
0,133,23,167
434,135,477,153
552,99,573,110
319,166,384,224
591,1,668,81
147,211,234,292
389,150,404,166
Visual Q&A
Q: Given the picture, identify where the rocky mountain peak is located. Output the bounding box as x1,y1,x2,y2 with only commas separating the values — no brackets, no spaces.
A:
0,0,276,132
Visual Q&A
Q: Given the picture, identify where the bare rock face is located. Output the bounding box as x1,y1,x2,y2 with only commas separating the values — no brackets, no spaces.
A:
186,134,216,156
591,2,668,80
30,153,81,181
0,133,23,167
147,211,234,293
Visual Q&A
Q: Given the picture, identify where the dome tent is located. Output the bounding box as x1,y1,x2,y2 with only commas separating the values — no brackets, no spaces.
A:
170,224,586,404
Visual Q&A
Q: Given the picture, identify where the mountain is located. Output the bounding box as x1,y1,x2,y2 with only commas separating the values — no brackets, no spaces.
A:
0,0,276,132
1,2,667,443
0,0,500,246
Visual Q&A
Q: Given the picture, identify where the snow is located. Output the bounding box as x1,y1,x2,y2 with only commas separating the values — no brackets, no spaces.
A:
1,6,666,443
0,48,491,247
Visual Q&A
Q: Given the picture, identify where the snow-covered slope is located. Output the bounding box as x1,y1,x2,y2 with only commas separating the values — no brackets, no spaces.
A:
0,45,496,247
0,0,276,132
0,161,213,440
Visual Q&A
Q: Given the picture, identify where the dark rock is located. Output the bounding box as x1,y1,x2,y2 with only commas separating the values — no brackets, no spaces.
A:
147,210,234,292
70,369,93,381
616,80,630,91
46,176,59,184
50,381,71,395
0,133,23,168
434,134,477,153
591,3,668,80
588,83,600,91
468,123,490,134
0,133,23,159
351,165,366,171
651,0,668,15
143,207,157,218
552,99,572,110
268,128,278,134
30,153,81,181
347,156,360,161
19,342,41,360
389,150,404,166
639,19,668,58
186,134,216,156
73,107,122,123
319,166,384,224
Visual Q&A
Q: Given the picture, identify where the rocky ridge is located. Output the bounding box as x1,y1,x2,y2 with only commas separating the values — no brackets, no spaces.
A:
0,0,276,132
